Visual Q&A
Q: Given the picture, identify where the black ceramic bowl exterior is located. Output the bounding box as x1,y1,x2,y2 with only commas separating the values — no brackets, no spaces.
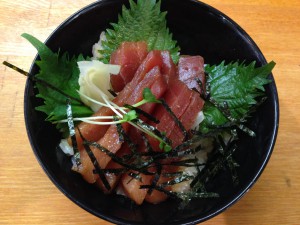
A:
24,0,279,224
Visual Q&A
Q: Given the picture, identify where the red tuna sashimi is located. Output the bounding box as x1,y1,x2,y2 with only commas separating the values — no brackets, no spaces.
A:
144,92,204,204
178,56,205,92
144,165,178,204
96,124,144,193
69,50,165,150
122,161,178,205
121,172,153,205
144,185,168,204
95,67,168,189
147,79,195,151
120,80,195,204
96,125,144,194
110,41,148,92
116,53,177,202
168,90,205,147
78,124,129,184
95,144,131,194
160,51,177,82
79,66,167,183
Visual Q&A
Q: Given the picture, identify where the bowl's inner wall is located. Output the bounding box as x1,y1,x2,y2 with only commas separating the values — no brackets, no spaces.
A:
25,0,278,224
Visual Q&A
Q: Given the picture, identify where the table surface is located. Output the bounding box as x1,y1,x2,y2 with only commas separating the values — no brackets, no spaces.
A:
1,0,299,224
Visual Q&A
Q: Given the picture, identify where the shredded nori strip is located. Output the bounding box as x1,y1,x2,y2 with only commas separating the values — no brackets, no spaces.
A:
147,163,162,195
66,98,80,165
77,129,111,191
124,104,159,124
190,136,239,191
162,171,184,178
93,168,129,175
114,117,137,154
160,158,205,168
108,89,118,97
195,78,206,99
141,133,154,153
3,61,83,105
216,135,239,185
135,119,172,146
160,174,194,187
86,141,155,175
127,172,142,182
140,184,218,201
140,184,179,199
160,99,188,141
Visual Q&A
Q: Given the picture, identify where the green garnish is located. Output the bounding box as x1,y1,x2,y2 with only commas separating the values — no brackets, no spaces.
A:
159,142,172,152
60,87,172,152
199,61,276,133
100,0,180,64
120,110,138,123
21,33,93,134
132,87,162,107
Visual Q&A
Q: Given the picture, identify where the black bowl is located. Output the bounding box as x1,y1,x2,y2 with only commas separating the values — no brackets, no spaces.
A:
24,0,279,224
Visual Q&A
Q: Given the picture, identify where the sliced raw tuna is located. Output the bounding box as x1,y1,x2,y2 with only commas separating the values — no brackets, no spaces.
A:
95,67,168,189
71,47,206,204
69,50,166,151
121,173,153,205
144,165,177,204
123,82,204,205
168,90,204,147
110,41,148,92
147,79,195,151
79,66,168,183
160,51,177,82
95,144,131,194
178,56,205,92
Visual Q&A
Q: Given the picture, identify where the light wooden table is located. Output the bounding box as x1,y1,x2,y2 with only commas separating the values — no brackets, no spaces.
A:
1,0,299,224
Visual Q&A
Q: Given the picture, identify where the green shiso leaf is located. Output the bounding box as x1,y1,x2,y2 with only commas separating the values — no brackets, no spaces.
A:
100,0,180,64
199,60,275,133
22,33,93,134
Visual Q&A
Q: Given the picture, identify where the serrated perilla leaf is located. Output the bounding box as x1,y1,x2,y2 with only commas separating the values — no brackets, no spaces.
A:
99,0,180,64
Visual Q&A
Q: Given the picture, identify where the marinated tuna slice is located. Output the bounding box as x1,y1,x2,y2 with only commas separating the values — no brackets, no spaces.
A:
95,145,131,194
69,50,166,150
121,173,153,205
96,123,147,193
79,66,167,183
110,41,148,92
79,124,129,184
144,186,168,204
144,165,177,204
178,56,205,92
